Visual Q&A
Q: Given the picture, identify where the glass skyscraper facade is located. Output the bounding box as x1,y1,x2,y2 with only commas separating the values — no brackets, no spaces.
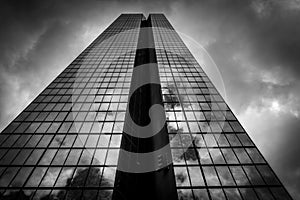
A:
0,14,292,200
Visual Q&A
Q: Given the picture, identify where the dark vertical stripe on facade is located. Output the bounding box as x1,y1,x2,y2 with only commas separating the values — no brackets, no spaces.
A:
112,16,178,200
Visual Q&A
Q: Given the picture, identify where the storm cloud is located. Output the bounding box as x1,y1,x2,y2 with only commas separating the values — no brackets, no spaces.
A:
1,0,300,198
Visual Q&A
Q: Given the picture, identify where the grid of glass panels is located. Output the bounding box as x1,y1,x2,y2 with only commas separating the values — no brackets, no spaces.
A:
151,14,292,200
0,13,293,200
0,14,142,200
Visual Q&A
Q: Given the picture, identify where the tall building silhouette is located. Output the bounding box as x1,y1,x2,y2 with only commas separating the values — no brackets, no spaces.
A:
0,14,292,200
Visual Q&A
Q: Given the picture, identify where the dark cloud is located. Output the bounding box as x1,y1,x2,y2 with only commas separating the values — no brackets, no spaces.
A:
1,0,300,199
169,0,300,108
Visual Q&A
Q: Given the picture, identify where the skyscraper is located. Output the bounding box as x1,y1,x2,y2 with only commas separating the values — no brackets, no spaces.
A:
0,13,292,200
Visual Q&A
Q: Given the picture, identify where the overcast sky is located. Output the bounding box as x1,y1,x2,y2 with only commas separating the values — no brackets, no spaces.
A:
0,0,300,198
